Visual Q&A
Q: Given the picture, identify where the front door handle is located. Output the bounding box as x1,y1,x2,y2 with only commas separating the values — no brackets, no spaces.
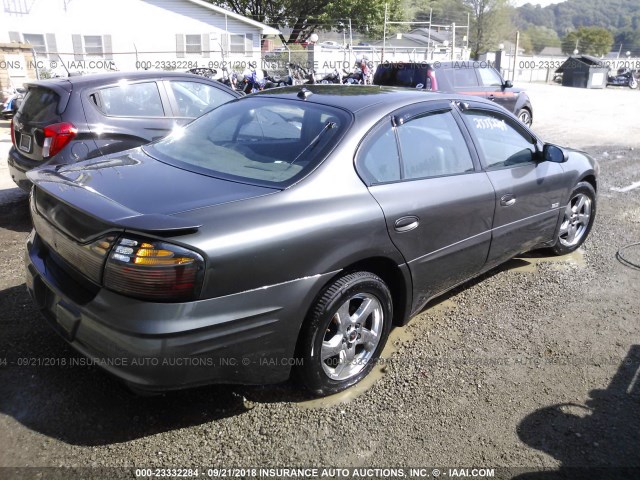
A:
500,194,516,207
394,216,419,233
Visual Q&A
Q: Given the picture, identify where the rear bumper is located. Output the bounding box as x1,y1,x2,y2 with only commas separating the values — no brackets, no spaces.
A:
25,230,336,391
7,146,39,191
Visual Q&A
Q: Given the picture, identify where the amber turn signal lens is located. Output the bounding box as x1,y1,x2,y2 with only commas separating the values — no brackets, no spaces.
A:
104,236,204,302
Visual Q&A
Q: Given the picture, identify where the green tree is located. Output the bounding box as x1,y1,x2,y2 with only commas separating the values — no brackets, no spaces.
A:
464,0,513,59
205,0,402,44
410,0,469,24
522,26,560,54
615,29,640,55
561,26,614,56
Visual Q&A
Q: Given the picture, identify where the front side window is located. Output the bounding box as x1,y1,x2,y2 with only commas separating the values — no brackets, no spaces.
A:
98,82,164,117
185,35,202,54
396,110,475,179
463,110,536,169
147,98,350,187
84,35,103,56
477,67,503,87
169,81,235,117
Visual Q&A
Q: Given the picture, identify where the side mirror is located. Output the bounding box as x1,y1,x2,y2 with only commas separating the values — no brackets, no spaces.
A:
503,80,513,89
543,144,567,163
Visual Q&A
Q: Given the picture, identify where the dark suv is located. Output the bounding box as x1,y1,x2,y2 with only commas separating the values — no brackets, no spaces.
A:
8,71,240,191
373,61,533,126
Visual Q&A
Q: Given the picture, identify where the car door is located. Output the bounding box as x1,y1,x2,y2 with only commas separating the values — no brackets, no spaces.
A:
83,80,175,157
476,67,518,114
457,103,566,267
356,101,496,311
164,79,238,125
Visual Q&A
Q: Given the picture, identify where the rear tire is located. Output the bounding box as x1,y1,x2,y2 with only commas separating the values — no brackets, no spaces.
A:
517,108,533,127
296,271,393,397
552,182,596,255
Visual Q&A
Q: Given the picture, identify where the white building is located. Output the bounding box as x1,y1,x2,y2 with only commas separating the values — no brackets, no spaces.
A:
1,0,279,79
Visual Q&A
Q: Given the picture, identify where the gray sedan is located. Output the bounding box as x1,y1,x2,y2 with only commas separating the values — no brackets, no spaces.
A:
25,86,598,396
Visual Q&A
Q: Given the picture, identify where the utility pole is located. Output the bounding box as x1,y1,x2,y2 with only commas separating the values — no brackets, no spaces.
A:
451,22,456,60
513,31,520,82
349,18,353,48
383,9,470,61
382,3,387,63
428,8,432,59
349,18,353,65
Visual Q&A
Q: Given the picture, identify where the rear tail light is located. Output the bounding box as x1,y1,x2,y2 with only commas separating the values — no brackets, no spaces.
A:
10,118,15,146
104,236,204,302
426,68,438,91
42,122,77,158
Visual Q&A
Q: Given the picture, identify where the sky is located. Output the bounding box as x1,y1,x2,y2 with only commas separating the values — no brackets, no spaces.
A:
512,0,566,6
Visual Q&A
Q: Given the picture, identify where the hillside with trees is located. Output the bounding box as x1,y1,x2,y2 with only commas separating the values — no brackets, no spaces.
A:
516,0,640,55
207,0,638,56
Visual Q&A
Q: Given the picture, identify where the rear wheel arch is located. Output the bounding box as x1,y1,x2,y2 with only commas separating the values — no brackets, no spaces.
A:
293,256,411,363
340,257,411,326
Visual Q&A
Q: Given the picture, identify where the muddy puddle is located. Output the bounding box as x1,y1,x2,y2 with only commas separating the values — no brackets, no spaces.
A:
296,299,458,409
511,249,585,273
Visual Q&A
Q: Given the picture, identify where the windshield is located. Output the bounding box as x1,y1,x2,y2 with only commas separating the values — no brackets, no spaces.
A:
146,97,351,187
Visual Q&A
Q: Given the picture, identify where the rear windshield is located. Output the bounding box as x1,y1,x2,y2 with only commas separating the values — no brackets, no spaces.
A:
19,87,60,122
145,97,350,187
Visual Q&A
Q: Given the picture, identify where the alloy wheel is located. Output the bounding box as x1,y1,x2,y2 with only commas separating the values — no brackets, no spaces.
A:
320,293,383,381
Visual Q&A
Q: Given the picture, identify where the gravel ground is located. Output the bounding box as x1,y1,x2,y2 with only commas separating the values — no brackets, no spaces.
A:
0,83,639,479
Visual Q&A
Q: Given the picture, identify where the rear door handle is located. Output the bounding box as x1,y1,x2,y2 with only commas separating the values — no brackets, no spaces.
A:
500,194,516,207
394,216,419,233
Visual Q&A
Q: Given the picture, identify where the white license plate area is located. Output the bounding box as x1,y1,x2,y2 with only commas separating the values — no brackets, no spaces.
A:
19,133,32,153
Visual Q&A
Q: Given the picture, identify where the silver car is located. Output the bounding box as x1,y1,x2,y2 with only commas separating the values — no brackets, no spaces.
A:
25,86,598,396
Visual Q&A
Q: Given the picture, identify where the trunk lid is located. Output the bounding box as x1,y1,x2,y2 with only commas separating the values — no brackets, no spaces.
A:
28,148,278,285
28,147,277,235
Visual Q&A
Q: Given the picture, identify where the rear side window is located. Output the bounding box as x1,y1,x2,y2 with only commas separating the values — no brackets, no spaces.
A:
357,110,474,185
397,110,474,179
19,87,59,122
97,82,164,117
358,123,401,184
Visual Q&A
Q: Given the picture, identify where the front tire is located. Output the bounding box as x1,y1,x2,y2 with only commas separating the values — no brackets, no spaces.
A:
630,77,638,89
296,271,393,396
552,182,596,255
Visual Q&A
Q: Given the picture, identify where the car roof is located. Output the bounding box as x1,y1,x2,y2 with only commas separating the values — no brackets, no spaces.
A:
253,85,495,114
25,70,229,90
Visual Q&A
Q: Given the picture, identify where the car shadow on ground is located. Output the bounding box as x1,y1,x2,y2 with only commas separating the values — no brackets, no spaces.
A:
0,283,257,446
513,345,640,479
0,198,31,233
0,250,589,446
